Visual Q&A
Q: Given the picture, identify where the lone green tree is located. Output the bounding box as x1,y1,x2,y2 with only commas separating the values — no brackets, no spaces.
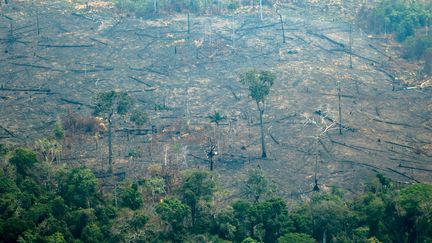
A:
93,91,134,173
243,168,269,203
240,70,275,159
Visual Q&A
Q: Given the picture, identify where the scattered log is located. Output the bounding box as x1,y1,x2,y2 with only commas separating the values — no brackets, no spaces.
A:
129,66,169,76
226,85,240,101
235,22,279,33
0,86,51,92
89,37,108,46
70,67,114,73
269,133,280,145
0,13,13,21
11,62,51,70
128,76,152,87
387,167,420,183
307,30,345,49
368,44,391,59
0,125,15,137
340,50,380,65
38,44,94,48
372,118,413,128
319,139,331,156
383,140,415,150
399,164,432,172
319,92,355,99
71,12,98,22
59,98,92,107
331,140,386,153
338,159,383,171
375,66,396,82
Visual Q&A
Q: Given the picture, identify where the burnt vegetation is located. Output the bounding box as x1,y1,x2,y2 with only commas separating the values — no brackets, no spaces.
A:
1,0,432,242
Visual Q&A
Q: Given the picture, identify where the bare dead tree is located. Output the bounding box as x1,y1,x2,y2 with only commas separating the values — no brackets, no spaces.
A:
274,1,286,43
338,82,342,135
349,23,353,69
302,106,339,190
206,138,217,171
259,0,263,21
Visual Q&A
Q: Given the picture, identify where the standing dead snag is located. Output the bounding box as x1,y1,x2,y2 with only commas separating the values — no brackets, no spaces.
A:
206,138,217,171
240,70,275,159
259,0,263,21
93,91,134,173
274,1,286,43
349,23,353,69
338,82,342,135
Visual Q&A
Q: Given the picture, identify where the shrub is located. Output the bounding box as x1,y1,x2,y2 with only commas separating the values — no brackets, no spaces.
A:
62,111,105,135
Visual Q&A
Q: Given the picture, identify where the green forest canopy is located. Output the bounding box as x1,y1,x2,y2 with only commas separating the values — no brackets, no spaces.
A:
1,146,431,242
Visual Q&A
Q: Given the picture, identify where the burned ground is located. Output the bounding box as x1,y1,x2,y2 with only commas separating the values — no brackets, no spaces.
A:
1,0,431,200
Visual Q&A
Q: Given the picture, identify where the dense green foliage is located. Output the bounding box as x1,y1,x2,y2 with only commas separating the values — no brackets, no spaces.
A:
114,0,272,17
358,0,431,41
358,0,432,73
1,145,432,242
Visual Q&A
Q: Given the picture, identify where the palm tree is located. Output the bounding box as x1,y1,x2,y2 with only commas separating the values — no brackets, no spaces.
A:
208,111,226,159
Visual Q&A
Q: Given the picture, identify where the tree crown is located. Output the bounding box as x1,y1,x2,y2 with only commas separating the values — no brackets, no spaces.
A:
240,70,275,105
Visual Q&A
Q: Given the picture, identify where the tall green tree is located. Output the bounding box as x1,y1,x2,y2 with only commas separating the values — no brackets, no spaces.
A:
240,70,275,159
59,168,98,208
248,198,292,243
93,91,134,173
156,198,190,242
396,183,432,243
180,170,216,231
9,148,38,177
309,194,353,243
119,182,143,210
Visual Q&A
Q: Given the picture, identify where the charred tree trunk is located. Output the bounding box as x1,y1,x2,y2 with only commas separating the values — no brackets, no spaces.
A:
108,112,113,173
36,8,40,36
349,24,353,69
259,0,263,21
258,103,267,159
187,13,190,34
338,83,342,135
279,12,285,43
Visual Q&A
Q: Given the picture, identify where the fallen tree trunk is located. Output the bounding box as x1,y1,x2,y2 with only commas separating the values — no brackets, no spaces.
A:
372,118,413,127
59,98,92,107
128,76,152,87
0,125,15,137
307,30,345,48
368,44,392,59
11,62,52,70
70,67,114,73
387,167,420,183
399,164,432,172
38,44,94,48
0,86,51,92
383,140,415,150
